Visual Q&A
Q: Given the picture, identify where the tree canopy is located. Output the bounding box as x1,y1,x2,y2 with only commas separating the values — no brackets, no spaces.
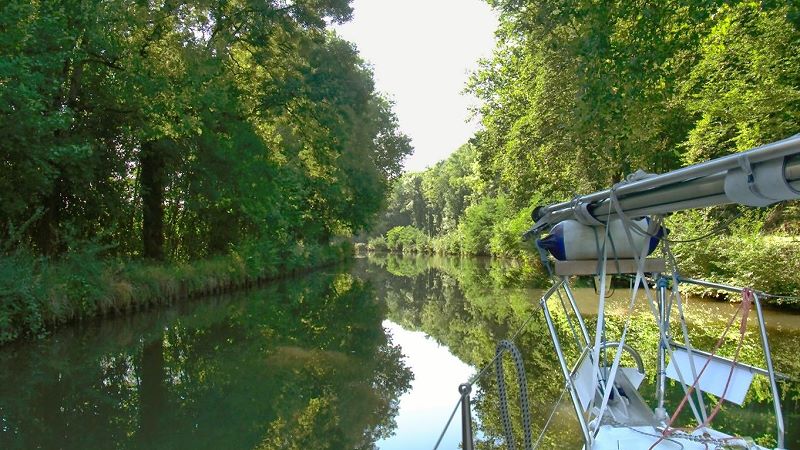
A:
0,0,412,261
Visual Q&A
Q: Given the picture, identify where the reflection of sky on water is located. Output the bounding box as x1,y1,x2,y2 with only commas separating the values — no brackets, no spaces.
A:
378,320,475,450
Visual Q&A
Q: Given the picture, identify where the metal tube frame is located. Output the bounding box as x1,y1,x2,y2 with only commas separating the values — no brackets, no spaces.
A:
561,280,591,348
678,277,786,449
459,383,475,450
541,280,593,447
656,276,667,413
540,273,787,448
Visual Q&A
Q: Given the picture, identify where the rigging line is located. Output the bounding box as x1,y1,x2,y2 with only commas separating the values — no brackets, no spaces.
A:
591,188,654,423
663,239,709,420
627,211,743,244
468,299,544,386
697,289,753,430
587,211,613,415
609,206,706,425
647,297,746,450
431,396,463,450
555,287,584,353
532,384,568,450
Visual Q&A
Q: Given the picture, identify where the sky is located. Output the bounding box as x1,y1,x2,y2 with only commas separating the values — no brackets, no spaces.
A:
334,0,499,173
377,321,476,450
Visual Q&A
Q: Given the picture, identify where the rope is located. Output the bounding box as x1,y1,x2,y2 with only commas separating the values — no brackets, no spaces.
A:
662,240,710,423
590,188,654,424
629,211,743,244
647,289,753,450
698,289,752,428
495,340,533,450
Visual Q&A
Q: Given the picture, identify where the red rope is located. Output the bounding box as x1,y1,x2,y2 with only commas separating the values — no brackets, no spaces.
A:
698,289,752,428
647,289,753,449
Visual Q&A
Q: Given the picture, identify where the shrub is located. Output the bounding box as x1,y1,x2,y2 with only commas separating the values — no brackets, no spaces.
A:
490,204,536,258
669,210,799,304
385,226,430,253
0,250,45,342
367,236,388,252
431,231,462,255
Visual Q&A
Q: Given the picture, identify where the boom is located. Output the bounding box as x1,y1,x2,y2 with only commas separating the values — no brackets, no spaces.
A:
526,134,800,236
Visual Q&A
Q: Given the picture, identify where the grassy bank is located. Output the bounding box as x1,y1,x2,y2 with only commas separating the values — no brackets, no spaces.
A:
0,242,352,345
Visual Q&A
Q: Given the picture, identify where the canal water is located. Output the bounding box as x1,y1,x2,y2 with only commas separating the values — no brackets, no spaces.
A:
1,254,798,449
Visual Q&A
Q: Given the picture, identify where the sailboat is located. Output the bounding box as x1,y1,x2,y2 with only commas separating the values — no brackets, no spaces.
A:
532,134,800,450
449,134,800,450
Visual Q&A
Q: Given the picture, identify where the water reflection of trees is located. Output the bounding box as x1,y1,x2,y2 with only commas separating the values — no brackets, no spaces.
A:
0,269,412,450
360,255,800,449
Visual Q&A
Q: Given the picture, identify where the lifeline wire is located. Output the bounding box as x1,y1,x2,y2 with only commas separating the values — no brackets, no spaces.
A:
532,385,568,449
431,397,463,450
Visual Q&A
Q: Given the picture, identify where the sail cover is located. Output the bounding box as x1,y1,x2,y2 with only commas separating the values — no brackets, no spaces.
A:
528,135,800,235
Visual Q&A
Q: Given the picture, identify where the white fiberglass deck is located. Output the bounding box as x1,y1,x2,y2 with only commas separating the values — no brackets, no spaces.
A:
592,425,764,450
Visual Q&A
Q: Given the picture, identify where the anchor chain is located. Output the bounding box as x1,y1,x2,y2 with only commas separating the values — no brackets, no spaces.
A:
495,340,533,450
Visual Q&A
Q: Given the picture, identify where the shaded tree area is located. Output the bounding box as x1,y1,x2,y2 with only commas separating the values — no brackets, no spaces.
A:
366,1,800,300
0,0,412,341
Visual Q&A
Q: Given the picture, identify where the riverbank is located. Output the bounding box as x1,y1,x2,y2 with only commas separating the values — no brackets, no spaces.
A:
361,229,800,309
0,242,352,345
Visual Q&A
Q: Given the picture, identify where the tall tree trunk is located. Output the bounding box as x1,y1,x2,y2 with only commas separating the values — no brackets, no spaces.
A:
33,178,65,256
140,140,167,261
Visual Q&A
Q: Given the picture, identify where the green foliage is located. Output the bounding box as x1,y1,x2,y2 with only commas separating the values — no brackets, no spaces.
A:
0,0,412,340
431,231,464,255
0,266,413,449
469,0,800,210
367,144,479,238
669,211,800,302
385,226,430,253
366,236,388,252
365,0,800,303
489,204,537,258
0,0,411,258
682,3,800,162
0,250,45,343
460,197,511,255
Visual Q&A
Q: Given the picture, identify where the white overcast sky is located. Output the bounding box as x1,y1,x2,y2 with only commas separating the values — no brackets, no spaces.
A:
334,0,498,173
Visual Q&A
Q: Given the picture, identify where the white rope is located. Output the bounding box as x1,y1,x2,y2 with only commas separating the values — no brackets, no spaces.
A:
593,187,706,427
587,214,612,425
592,186,650,425
605,188,706,426
663,240,710,423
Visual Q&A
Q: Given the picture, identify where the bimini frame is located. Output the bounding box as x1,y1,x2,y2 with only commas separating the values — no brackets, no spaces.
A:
538,270,787,449
528,135,800,450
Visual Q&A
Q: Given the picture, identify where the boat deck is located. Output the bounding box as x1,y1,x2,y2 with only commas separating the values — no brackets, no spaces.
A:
592,425,764,450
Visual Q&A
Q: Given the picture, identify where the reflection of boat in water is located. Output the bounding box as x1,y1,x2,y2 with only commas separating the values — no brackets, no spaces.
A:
441,134,800,450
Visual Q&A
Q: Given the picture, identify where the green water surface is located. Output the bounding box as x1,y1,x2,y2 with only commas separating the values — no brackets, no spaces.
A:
1,255,798,449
